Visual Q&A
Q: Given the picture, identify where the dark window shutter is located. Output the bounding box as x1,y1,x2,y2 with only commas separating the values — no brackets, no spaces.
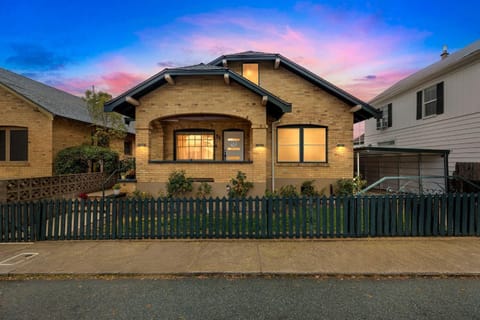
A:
416,91,423,119
0,130,5,161
10,129,28,161
436,82,444,115
387,103,393,127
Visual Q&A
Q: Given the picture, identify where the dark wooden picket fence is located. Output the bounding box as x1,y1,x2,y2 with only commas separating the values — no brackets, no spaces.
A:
1,193,479,242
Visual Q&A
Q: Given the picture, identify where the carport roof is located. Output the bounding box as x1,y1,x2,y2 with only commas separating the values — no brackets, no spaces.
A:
354,146,450,156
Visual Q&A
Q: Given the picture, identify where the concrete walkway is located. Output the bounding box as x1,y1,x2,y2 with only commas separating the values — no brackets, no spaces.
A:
1,238,480,276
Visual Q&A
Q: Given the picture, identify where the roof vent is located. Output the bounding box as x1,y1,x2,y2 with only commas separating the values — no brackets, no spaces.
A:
441,45,449,60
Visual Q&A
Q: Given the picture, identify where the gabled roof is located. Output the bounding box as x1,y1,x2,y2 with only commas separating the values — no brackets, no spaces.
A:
105,64,292,118
371,39,480,104
0,67,92,124
209,51,380,122
0,68,135,133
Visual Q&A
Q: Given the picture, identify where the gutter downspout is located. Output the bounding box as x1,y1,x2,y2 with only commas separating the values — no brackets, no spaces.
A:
444,151,449,193
271,120,281,192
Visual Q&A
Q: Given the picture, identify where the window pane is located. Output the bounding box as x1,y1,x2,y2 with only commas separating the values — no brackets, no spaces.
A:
242,64,259,84
0,130,5,161
278,128,300,162
425,101,437,116
10,129,28,161
124,140,132,155
176,132,214,160
303,128,326,162
424,85,437,102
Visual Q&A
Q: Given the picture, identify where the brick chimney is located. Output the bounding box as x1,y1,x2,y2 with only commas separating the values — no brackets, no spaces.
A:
441,45,449,60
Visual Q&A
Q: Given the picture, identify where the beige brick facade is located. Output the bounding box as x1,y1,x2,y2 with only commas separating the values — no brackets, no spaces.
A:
0,85,134,179
0,85,53,179
133,64,354,197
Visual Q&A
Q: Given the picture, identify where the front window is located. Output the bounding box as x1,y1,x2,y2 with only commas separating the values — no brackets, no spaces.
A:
175,130,214,160
277,126,327,163
242,63,259,84
0,127,28,161
423,85,437,117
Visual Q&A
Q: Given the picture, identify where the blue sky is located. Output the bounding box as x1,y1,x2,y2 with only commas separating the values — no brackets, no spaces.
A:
1,0,479,100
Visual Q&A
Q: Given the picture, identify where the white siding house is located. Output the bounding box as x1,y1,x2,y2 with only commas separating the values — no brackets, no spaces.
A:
364,39,480,176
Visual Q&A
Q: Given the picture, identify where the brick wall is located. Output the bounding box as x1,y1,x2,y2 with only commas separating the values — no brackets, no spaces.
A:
0,85,53,179
133,63,355,197
230,61,354,194
52,117,92,159
135,76,267,196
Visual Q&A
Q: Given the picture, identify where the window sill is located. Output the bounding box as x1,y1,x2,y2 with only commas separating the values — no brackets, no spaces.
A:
0,161,30,167
149,160,253,164
422,114,437,120
276,162,329,167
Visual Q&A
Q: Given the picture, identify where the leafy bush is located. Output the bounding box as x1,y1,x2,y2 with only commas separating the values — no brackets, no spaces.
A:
129,190,154,199
120,157,135,177
278,184,299,197
53,145,119,175
334,176,367,196
227,171,253,198
166,170,193,197
300,180,320,197
196,182,212,198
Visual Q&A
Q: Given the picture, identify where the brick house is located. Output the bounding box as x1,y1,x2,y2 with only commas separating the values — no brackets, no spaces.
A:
0,68,135,179
105,51,378,196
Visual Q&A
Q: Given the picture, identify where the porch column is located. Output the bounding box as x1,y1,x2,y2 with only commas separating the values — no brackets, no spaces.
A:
252,124,268,191
135,127,150,182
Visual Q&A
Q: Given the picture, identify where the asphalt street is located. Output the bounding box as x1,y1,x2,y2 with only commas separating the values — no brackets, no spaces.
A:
1,277,480,319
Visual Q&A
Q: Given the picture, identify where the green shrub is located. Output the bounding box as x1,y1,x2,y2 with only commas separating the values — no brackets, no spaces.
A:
53,145,119,175
227,171,253,198
166,170,193,197
129,189,154,199
264,189,278,198
120,157,135,177
196,182,212,198
334,176,367,196
278,184,299,197
300,180,320,197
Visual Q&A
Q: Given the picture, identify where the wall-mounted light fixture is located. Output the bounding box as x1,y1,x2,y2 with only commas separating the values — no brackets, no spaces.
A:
138,143,147,147
336,143,345,147
255,143,265,147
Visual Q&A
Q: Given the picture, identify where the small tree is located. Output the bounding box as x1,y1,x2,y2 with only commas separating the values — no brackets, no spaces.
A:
196,182,212,198
227,171,253,198
53,145,119,175
334,176,367,196
166,170,193,197
84,87,126,147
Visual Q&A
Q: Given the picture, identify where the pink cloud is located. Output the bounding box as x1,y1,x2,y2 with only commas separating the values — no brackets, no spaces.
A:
100,71,145,95
341,69,418,101
49,70,146,97
46,4,435,104
170,7,432,101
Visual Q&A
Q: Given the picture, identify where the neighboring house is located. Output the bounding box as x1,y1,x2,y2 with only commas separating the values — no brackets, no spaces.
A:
364,39,480,177
0,68,135,180
105,51,378,196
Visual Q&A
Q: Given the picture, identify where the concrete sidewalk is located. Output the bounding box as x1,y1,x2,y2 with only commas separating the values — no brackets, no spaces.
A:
1,238,480,276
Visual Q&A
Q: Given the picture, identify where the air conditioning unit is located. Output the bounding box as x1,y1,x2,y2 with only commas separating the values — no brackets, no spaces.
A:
376,118,388,130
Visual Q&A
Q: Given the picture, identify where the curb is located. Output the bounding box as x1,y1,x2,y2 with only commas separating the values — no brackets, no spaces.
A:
2,272,480,280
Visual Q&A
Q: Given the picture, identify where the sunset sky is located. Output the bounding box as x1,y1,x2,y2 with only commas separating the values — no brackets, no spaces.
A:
1,0,479,104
